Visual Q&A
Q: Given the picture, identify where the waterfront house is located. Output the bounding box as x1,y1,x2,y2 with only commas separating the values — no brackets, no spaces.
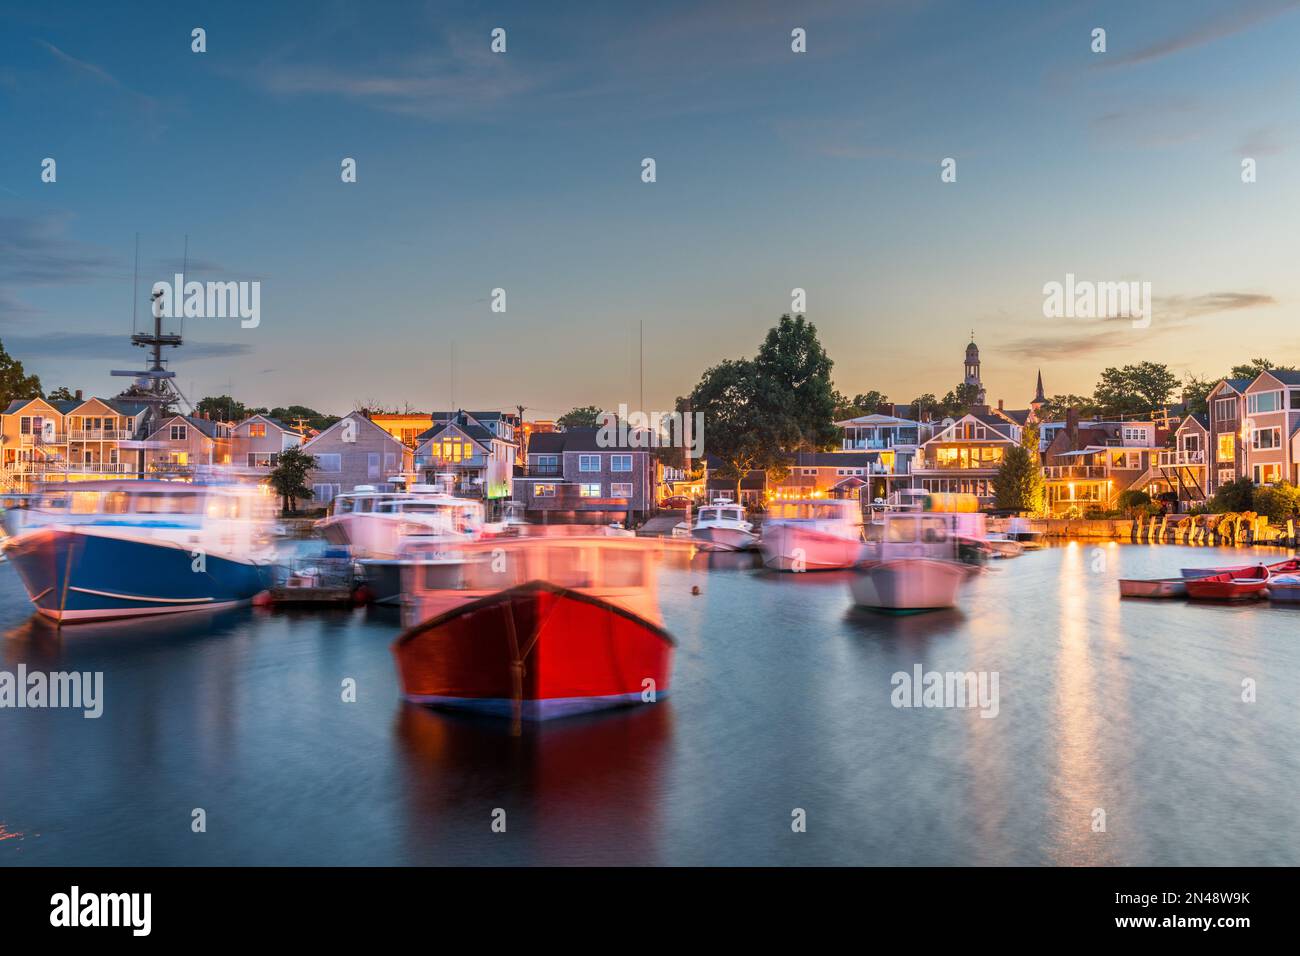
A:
513,428,655,524
414,410,517,504
910,412,1021,506
143,414,232,478
1240,370,1300,486
1042,413,1170,515
370,412,434,448
230,414,304,475
1205,378,1251,494
1150,413,1208,508
302,411,413,505
835,413,929,501
0,394,157,493
770,451,893,502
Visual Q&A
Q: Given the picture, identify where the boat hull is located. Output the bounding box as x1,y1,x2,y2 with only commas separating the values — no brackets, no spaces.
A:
4,526,273,623
849,558,975,611
393,581,674,721
1181,558,1300,579
1118,577,1188,598
1184,567,1269,601
760,524,861,571
691,527,758,552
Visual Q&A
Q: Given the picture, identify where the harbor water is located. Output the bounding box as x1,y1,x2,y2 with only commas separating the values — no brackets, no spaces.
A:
2,542,1298,866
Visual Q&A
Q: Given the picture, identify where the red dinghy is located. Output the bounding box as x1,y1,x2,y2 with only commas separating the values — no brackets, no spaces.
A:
1184,565,1270,601
393,580,674,723
1181,557,1300,580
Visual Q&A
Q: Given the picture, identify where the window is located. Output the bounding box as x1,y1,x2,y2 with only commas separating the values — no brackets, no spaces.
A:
534,454,558,473
1252,427,1281,450
368,453,381,478
1213,397,1237,422
1247,391,1282,415
1217,434,1235,463
1181,434,1201,453
168,424,186,441
579,483,601,497
312,483,340,504
1255,464,1281,484
316,453,341,472
611,454,633,472
384,452,397,472
611,482,633,497
534,483,556,497
801,468,817,476
247,453,277,468
1217,468,1236,486
1122,427,1148,443
249,423,267,438
578,454,600,472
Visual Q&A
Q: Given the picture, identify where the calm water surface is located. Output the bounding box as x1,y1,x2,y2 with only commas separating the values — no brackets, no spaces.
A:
2,542,1298,866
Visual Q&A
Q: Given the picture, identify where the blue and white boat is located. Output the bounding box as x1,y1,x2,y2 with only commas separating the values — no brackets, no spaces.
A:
2,480,277,623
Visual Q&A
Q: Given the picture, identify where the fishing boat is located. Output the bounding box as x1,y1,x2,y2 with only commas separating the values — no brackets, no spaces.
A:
760,499,864,571
1268,573,1300,603
690,499,757,552
393,581,673,721
849,506,984,612
1,480,276,623
315,482,484,558
1181,556,1300,579
1184,565,1270,601
1117,577,1188,598
398,533,667,626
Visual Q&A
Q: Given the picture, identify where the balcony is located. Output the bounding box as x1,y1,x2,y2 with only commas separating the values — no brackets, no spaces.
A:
4,461,133,475
19,432,67,445
1040,463,1102,478
70,429,133,441
1157,450,1205,467
915,459,1003,472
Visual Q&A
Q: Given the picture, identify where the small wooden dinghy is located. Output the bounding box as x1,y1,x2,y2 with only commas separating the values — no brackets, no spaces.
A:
392,580,674,723
1118,577,1187,598
1184,565,1270,601
1181,557,1300,579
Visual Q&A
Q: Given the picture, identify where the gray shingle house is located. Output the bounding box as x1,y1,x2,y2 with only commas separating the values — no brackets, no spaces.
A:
513,428,656,525
302,411,413,504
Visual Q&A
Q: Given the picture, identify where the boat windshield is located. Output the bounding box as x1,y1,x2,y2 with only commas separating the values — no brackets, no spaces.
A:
698,508,717,522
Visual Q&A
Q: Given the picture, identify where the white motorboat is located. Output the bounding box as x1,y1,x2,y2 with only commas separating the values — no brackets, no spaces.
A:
982,532,1024,558
849,509,985,612
690,499,758,552
760,499,865,571
315,483,484,558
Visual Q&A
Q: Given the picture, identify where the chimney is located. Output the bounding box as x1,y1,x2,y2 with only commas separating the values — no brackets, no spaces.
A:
1066,407,1079,447
75,389,83,401
997,399,1004,411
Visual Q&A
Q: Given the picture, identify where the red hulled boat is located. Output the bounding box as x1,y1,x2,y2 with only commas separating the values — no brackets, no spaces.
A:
1181,557,1300,579
393,580,674,722
1184,564,1270,601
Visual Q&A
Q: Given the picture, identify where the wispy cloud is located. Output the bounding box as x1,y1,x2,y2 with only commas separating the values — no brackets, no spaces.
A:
1001,290,1276,360
0,212,121,320
1092,0,1300,70
35,38,164,135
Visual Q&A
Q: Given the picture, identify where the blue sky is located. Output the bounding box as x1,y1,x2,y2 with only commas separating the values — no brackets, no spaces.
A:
2,0,1299,417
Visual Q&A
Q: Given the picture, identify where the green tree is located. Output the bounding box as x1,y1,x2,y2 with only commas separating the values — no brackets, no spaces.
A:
1181,374,1216,417
0,339,42,408
752,313,839,458
833,389,889,419
940,382,982,416
558,405,604,430
683,359,764,498
1229,358,1297,380
196,395,248,422
265,405,338,431
268,447,318,513
1037,394,1100,422
45,386,76,401
908,393,942,421
1093,362,1179,417
1208,477,1254,513
993,422,1044,514
1252,481,1300,522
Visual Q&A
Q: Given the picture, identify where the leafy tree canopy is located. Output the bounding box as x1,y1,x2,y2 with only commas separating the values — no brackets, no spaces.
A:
0,339,42,409
1093,362,1179,417
557,405,605,430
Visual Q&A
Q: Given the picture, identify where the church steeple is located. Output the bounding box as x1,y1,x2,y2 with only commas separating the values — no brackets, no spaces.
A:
963,334,986,405
1032,369,1045,406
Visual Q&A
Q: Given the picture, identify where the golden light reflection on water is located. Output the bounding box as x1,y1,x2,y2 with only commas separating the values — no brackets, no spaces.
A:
1049,540,1120,865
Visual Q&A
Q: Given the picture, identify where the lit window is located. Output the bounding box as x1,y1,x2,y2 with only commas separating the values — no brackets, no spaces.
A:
579,483,601,497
